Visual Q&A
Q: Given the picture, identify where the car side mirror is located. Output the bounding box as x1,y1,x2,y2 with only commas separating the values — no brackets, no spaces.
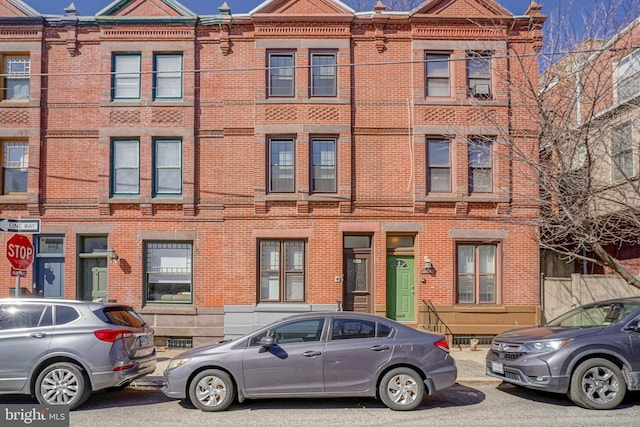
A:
258,336,275,353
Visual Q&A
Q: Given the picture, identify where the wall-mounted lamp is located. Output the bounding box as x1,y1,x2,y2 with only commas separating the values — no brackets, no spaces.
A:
421,255,435,275
107,248,119,263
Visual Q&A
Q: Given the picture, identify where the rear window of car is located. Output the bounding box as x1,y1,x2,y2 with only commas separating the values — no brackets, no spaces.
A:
94,306,146,328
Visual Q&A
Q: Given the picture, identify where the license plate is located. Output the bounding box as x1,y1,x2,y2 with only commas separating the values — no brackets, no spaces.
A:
138,336,150,347
491,361,504,374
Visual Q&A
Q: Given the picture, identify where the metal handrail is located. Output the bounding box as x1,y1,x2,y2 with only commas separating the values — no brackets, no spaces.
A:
422,299,461,350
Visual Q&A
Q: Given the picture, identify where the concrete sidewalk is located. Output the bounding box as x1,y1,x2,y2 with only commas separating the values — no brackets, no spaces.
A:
128,344,498,390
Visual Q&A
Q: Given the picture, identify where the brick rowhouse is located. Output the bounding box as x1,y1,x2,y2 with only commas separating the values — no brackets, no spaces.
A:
0,0,545,345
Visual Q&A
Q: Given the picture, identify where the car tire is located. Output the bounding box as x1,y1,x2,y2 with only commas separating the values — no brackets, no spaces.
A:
569,358,626,410
188,369,235,412
35,362,91,410
378,367,425,411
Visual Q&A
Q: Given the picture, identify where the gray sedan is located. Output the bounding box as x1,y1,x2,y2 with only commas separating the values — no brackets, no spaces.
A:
162,312,456,411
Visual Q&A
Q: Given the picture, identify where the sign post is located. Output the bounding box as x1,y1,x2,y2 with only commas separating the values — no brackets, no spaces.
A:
6,234,34,298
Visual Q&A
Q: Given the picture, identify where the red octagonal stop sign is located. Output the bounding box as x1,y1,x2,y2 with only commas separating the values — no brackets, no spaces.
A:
7,234,34,271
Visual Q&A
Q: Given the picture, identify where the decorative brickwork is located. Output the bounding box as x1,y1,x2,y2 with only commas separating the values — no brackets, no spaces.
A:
265,106,298,122
151,110,184,124
308,107,339,121
110,110,141,125
0,110,28,125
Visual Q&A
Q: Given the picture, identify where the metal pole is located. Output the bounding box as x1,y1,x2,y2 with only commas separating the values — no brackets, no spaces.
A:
15,273,20,298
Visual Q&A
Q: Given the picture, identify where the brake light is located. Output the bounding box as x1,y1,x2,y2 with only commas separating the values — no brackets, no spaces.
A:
94,329,133,343
434,338,450,353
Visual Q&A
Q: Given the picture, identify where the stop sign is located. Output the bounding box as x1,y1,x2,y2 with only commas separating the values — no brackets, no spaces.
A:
7,234,34,270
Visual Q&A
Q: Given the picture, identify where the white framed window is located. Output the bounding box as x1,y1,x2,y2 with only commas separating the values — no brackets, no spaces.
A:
112,139,139,195
457,243,498,304
617,49,640,102
145,242,193,304
154,53,183,100
112,54,141,100
2,141,28,194
2,55,30,100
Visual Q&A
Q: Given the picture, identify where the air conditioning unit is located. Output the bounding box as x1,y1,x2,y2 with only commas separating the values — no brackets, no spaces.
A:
471,84,491,96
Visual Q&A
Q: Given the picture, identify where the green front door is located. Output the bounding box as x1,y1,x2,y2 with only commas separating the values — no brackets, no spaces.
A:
386,256,414,321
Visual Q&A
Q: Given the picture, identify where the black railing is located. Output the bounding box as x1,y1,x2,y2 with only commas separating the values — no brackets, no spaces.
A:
422,299,461,350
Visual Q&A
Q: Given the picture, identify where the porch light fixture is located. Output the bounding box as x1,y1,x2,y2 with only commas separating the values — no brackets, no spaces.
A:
422,256,435,275
108,248,119,263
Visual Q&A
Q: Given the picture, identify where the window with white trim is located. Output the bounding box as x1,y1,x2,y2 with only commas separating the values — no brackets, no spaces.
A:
457,243,497,304
2,141,28,194
259,240,306,302
145,242,192,304
617,49,640,102
2,55,29,100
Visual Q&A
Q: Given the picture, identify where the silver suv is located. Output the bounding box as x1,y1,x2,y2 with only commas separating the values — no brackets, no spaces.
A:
0,298,156,409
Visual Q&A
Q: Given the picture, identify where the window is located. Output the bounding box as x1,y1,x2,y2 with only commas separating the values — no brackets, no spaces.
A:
154,139,182,196
427,138,451,192
310,53,336,97
112,54,141,100
249,318,324,346
617,49,640,102
259,240,305,302
2,55,29,100
468,138,492,193
2,141,28,194
467,51,492,98
612,123,633,180
154,53,182,100
268,52,294,97
269,138,295,193
145,242,192,304
112,139,139,196
457,243,497,304
0,304,51,329
311,138,336,193
426,53,450,97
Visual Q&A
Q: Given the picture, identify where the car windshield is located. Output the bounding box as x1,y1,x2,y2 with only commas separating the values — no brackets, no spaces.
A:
547,302,640,328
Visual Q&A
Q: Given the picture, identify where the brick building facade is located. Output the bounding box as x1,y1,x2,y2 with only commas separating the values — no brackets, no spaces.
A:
0,0,545,345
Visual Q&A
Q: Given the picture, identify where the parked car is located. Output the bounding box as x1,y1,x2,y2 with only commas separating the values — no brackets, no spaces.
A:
0,298,156,409
486,297,640,409
162,312,456,411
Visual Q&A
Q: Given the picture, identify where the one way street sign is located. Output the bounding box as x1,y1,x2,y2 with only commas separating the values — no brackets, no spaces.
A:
0,218,41,233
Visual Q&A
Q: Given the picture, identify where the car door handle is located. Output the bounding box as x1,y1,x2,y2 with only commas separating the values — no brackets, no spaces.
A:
31,332,47,338
371,345,390,351
302,351,322,357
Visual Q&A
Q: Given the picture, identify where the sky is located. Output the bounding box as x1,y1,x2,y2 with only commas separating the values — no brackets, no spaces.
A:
15,0,639,50
16,0,590,17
